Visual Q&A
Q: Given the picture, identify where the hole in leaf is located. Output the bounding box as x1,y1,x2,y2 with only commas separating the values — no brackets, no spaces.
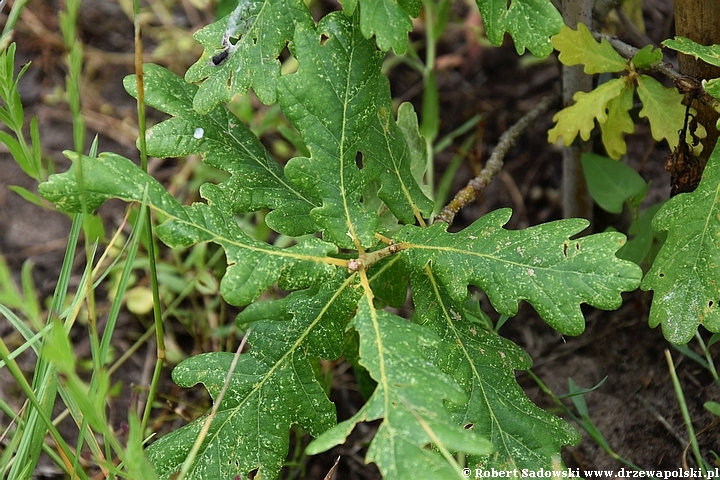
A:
355,151,363,169
709,300,714,308
562,243,568,257
248,468,259,479
659,272,665,278
463,423,474,430
575,242,580,251
320,33,329,46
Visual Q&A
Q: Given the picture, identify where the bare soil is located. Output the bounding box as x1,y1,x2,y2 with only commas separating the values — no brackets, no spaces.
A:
1,0,719,478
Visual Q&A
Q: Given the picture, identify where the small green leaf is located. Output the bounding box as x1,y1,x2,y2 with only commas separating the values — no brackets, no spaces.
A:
368,254,411,308
42,321,75,373
636,74,685,150
548,78,627,146
362,83,434,224
642,144,720,344
344,0,420,54
705,401,720,416
396,102,428,187
278,13,380,248
475,0,563,56
703,78,720,100
616,202,665,265
552,23,627,73
7,186,44,208
631,44,663,69
663,37,720,68
398,210,642,335
599,80,635,159
582,153,647,214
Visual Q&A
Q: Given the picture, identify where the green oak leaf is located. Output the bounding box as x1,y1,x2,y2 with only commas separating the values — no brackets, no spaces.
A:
341,0,420,54
552,23,627,74
184,0,313,113
148,278,359,479
631,44,663,69
548,78,627,147
704,78,720,101
600,80,636,159
641,145,720,344
411,272,580,469
361,82,434,225
368,253,412,308
307,297,493,479
582,153,647,214
397,209,642,335
396,102,429,189
617,202,666,266
277,13,379,249
38,152,337,306
475,0,563,57
663,37,720,68
636,74,685,150
124,64,319,237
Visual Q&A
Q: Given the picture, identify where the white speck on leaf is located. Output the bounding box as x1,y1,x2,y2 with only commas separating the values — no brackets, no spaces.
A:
194,127,204,139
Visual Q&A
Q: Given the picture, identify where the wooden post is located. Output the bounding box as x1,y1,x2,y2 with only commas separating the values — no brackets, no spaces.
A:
674,0,720,166
561,0,594,221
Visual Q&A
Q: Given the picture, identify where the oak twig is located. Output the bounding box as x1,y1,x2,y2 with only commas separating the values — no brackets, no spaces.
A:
435,93,559,225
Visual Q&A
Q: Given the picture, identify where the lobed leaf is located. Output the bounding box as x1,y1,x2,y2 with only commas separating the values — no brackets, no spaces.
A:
552,23,627,74
277,13,381,249
398,209,642,335
308,297,493,479
475,0,563,57
361,83,434,225
704,78,720,101
636,74,685,150
125,64,319,236
342,0,420,54
631,45,663,69
641,144,720,344
599,81,635,159
184,0,314,112
548,77,628,147
148,277,360,479
38,152,337,306
411,272,580,469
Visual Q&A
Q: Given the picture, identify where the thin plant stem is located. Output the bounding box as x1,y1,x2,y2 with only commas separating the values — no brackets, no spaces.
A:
133,0,166,436
664,349,707,473
176,330,252,480
694,331,719,386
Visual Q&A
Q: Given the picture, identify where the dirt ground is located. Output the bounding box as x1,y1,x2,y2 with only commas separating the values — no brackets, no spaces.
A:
1,0,719,478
